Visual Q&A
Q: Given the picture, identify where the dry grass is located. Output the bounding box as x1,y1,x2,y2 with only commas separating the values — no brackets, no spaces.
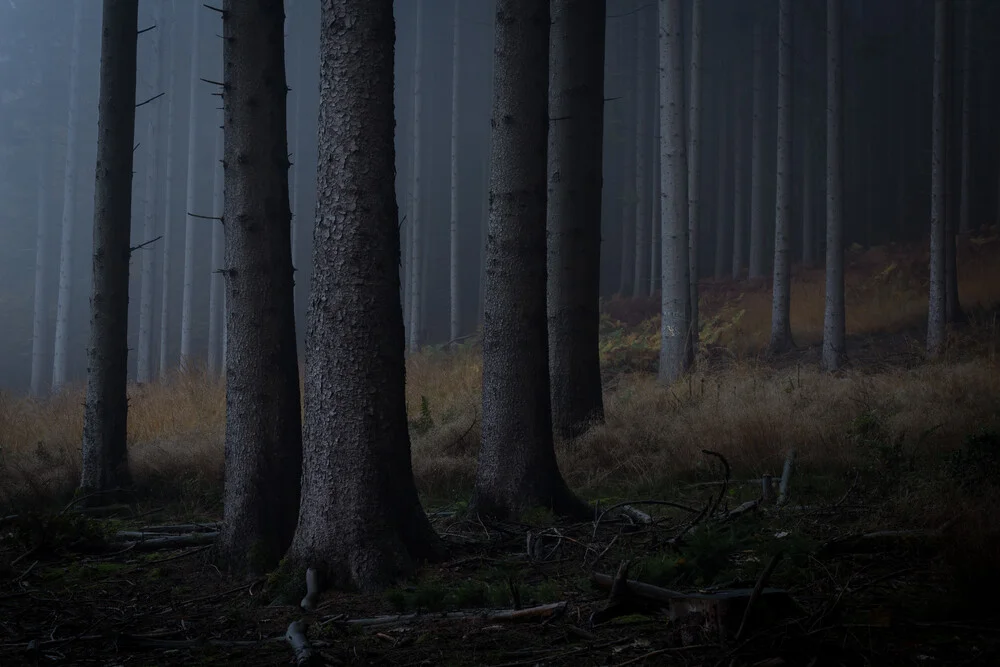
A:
1,237,999,516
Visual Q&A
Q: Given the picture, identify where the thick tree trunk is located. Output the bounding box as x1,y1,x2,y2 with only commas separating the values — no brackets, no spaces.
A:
30,144,50,397
449,0,461,345
80,0,139,497
747,23,765,281
687,0,703,350
768,0,794,355
926,0,948,356
407,0,425,352
216,0,303,575
180,1,201,368
822,0,846,371
732,89,745,280
547,0,606,440
632,8,651,297
472,0,588,520
136,0,163,384
159,0,178,376
286,0,441,592
658,0,692,384
207,126,223,375
51,0,85,392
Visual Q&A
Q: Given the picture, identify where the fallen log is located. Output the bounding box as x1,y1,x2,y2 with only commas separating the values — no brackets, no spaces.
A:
322,601,567,629
285,620,317,666
122,532,218,551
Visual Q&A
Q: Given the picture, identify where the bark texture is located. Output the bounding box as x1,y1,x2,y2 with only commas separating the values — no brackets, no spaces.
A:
31,143,50,396
547,0,606,440
687,0,703,349
731,90,745,280
159,0,178,376
407,0,425,352
802,134,814,268
286,0,442,592
217,0,303,575
180,1,201,368
658,0,692,385
632,6,651,297
80,0,139,497
617,5,636,298
207,125,224,375
822,0,846,371
926,0,948,356
958,0,971,237
472,0,588,519
713,103,728,281
747,23,765,281
449,0,461,345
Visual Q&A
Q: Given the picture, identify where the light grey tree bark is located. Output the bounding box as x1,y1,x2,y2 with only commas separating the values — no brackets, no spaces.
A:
768,0,794,355
472,0,588,520
687,0,703,349
51,0,85,392
80,0,139,498
822,0,846,371
747,22,765,281
407,0,425,352
286,0,442,591
216,0,303,575
926,0,948,356
136,0,163,384
658,0,692,384
732,87,745,279
207,124,223,375
547,0,606,440
180,1,201,368
632,7,651,297
159,0,178,376
449,0,461,345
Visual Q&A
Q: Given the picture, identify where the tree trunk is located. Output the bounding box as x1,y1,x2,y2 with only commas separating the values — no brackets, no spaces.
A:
802,133,814,267
207,125,223,375
658,0,692,384
632,8,651,297
286,0,442,592
216,0,303,575
449,0,461,345
927,0,948,356
768,0,794,355
618,5,636,298
80,0,139,497
747,22,765,281
136,0,163,384
732,86,745,280
822,0,846,371
713,102,728,281
31,144,51,396
407,0,425,352
547,0,606,440
51,0,85,393
650,73,661,295
958,0,971,237
687,0,703,349
159,0,178,376
472,0,588,520
943,1,961,326
180,1,201,368
289,3,304,341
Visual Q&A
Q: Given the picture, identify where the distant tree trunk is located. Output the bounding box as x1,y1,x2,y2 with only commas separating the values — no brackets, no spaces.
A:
31,142,51,396
80,0,139,497
286,0,442,591
472,0,588,520
822,0,846,371
958,0,971,237
747,22,765,281
407,0,425,352
713,103,728,281
478,153,488,325
51,0,85,393
618,6,636,298
547,0,606,440
632,8,651,298
449,0,461,345
659,0,692,384
650,74,661,295
288,7,304,337
927,0,948,356
216,0,303,575
943,1,961,326
180,1,201,368
687,0,703,350
136,0,163,384
732,88,745,279
802,133,815,267
207,125,223,374
159,0,178,376
768,0,794,355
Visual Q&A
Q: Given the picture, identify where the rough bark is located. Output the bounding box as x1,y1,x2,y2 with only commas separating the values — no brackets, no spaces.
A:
407,0,425,352
216,0,303,575
472,0,588,520
80,0,139,497
732,88,745,280
207,125,223,375
288,3,304,340
449,0,461,345
822,0,846,371
658,0,692,385
286,0,442,592
51,0,85,393
926,0,948,356
180,1,201,368
159,0,178,376
747,22,765,281
136,0,163,384
687,0,703,349
547,0,606,440
768,0,794,355
632,7,651,297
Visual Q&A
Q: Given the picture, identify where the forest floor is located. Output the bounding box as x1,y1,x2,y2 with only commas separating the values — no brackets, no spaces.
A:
2,234,1000,665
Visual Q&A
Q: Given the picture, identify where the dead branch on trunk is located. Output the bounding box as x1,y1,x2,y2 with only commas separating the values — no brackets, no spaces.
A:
300,568,320,612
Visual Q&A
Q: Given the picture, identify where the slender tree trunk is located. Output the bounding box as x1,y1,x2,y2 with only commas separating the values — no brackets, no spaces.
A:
769,0,794,354
51,0,85,392
943,1,961,325
747,22,765,281
449,0,461,345
687,0,703,349
180,1,201,368
659,0,692,384
713,103,728,281
650,74,661,295
547,0,606,440
407,0,425,352
136,0,163,384
822,0,846,371
159,0,178,376
479,153,488,325
732,88,745,279
207,125,224,374
632,8,650,297
802,134,815,267
286,0,442,591
216,0,303,575
31,144,51,396
473,0,588,520
958,0,971,237
289,6,304,339
618,6,636,298
927,0,948,355
80,0,139,497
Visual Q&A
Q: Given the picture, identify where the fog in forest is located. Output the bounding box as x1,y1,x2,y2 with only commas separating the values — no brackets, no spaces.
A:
1,0,998,393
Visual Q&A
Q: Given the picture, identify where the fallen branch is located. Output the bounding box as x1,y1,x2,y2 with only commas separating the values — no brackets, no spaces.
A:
134,522,221,534
776,449,796,507
816,518,959,558
119,532,218,551
285,620,316,666
323,601,568,629
701,449,731,518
